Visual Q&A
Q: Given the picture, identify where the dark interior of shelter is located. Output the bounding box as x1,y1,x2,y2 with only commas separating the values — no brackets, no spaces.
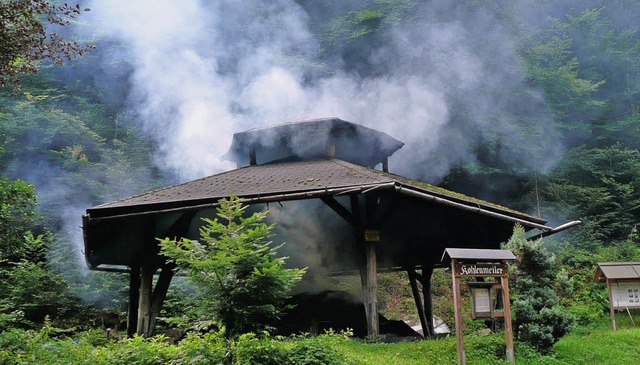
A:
82,117,579,339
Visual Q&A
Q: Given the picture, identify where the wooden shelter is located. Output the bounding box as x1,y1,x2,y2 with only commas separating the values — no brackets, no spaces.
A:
82,118,579,337
595,262,640,330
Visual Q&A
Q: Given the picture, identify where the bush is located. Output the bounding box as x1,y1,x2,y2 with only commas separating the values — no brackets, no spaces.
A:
504,225,575,352
173,332,227,365
233,333,287,365
159,196,306,339
288,338,350,365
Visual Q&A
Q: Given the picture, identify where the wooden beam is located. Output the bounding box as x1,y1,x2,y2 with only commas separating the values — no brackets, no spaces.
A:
146,264,176,335
421,266,435,337
451,259,466,365
320,196,356,226
364,241,379,337
127,265,141,338
349,194,379,338
607,280,617,331
501,274,515,362
408,269,429,337
133,210,194,336
137,265,155,336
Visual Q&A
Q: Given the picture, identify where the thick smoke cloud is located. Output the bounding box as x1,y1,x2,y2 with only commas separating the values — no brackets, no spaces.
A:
80,0,562,183
52,0,569,293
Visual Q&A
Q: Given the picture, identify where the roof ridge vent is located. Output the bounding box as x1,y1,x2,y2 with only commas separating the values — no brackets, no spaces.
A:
224,117,404,170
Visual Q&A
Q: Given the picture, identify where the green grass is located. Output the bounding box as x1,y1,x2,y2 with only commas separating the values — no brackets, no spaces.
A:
335,317,640,365
3,316,640,365
335,337,457,365
554,326,640,364
334,334,561,365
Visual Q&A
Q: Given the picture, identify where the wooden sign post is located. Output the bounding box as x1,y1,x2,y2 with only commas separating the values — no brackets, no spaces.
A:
595,262,640,331
443,248,516,365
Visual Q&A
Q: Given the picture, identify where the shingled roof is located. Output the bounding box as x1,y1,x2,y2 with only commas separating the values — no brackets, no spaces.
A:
86,158,548,229
595,262,640,282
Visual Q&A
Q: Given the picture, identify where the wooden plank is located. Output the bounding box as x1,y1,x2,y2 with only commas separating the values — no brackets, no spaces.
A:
455,263,508,277
320,196,356,226
364,242,379,337
462,312,505,318
501,275,515,362
359,265,370,324
147,264,175,335
608,280,617,331
460,283,502,290
421,266,435,337
451,259,466,365
136,265,154,336
127,266,141,338
408,269,429,337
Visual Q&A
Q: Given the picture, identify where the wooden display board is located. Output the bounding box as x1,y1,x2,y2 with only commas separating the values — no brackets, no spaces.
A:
594,262,640,331
610,282,640,309
443,248,515,365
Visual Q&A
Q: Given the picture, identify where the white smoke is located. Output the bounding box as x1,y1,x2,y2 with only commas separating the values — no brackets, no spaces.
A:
80,0,562,182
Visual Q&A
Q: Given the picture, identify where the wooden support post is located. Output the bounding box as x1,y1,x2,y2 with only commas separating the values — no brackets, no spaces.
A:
451,259,465,365
147,264,175,335
359,266,370,324
350,194,380,338
382,158,389,172
421,266,435,337
607,280,617,331
137,265,154,336
364,241,379,337
501,272,515,363
127,266,141,338
408,269,430,337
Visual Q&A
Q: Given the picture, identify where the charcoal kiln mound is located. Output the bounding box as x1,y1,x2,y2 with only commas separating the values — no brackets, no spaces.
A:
278,290,421,340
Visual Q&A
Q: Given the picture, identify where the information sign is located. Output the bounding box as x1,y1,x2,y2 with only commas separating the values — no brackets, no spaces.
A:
456,263,508,277
611,282,640,309
471,288,491,318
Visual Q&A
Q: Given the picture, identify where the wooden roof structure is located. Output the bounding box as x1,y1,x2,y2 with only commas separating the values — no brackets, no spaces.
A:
595,262,640,282
83,158,550,270
594,262,640,331
224,117,405,167
81,118,579,338
441,248,517,262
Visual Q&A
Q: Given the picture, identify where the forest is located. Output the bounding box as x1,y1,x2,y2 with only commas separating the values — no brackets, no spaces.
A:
1,0,640,364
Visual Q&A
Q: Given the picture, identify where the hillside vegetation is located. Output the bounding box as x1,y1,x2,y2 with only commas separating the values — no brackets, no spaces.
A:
2,1,640,363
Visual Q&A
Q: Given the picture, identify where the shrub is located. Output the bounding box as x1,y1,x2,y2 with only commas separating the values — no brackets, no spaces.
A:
504,224,575,352
159,196,306,339
172,332,227,365
287,339,346,365
233,333,287,365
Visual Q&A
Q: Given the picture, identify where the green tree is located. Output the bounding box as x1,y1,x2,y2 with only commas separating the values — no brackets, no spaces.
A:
543,144,640,247
0,177,37,262
159,196,306,339
503,224,574,352
0,0,91,88
0,178,71,329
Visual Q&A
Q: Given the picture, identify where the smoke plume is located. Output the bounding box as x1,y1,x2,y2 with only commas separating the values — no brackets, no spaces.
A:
79,0,562,183
59,0,569,290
